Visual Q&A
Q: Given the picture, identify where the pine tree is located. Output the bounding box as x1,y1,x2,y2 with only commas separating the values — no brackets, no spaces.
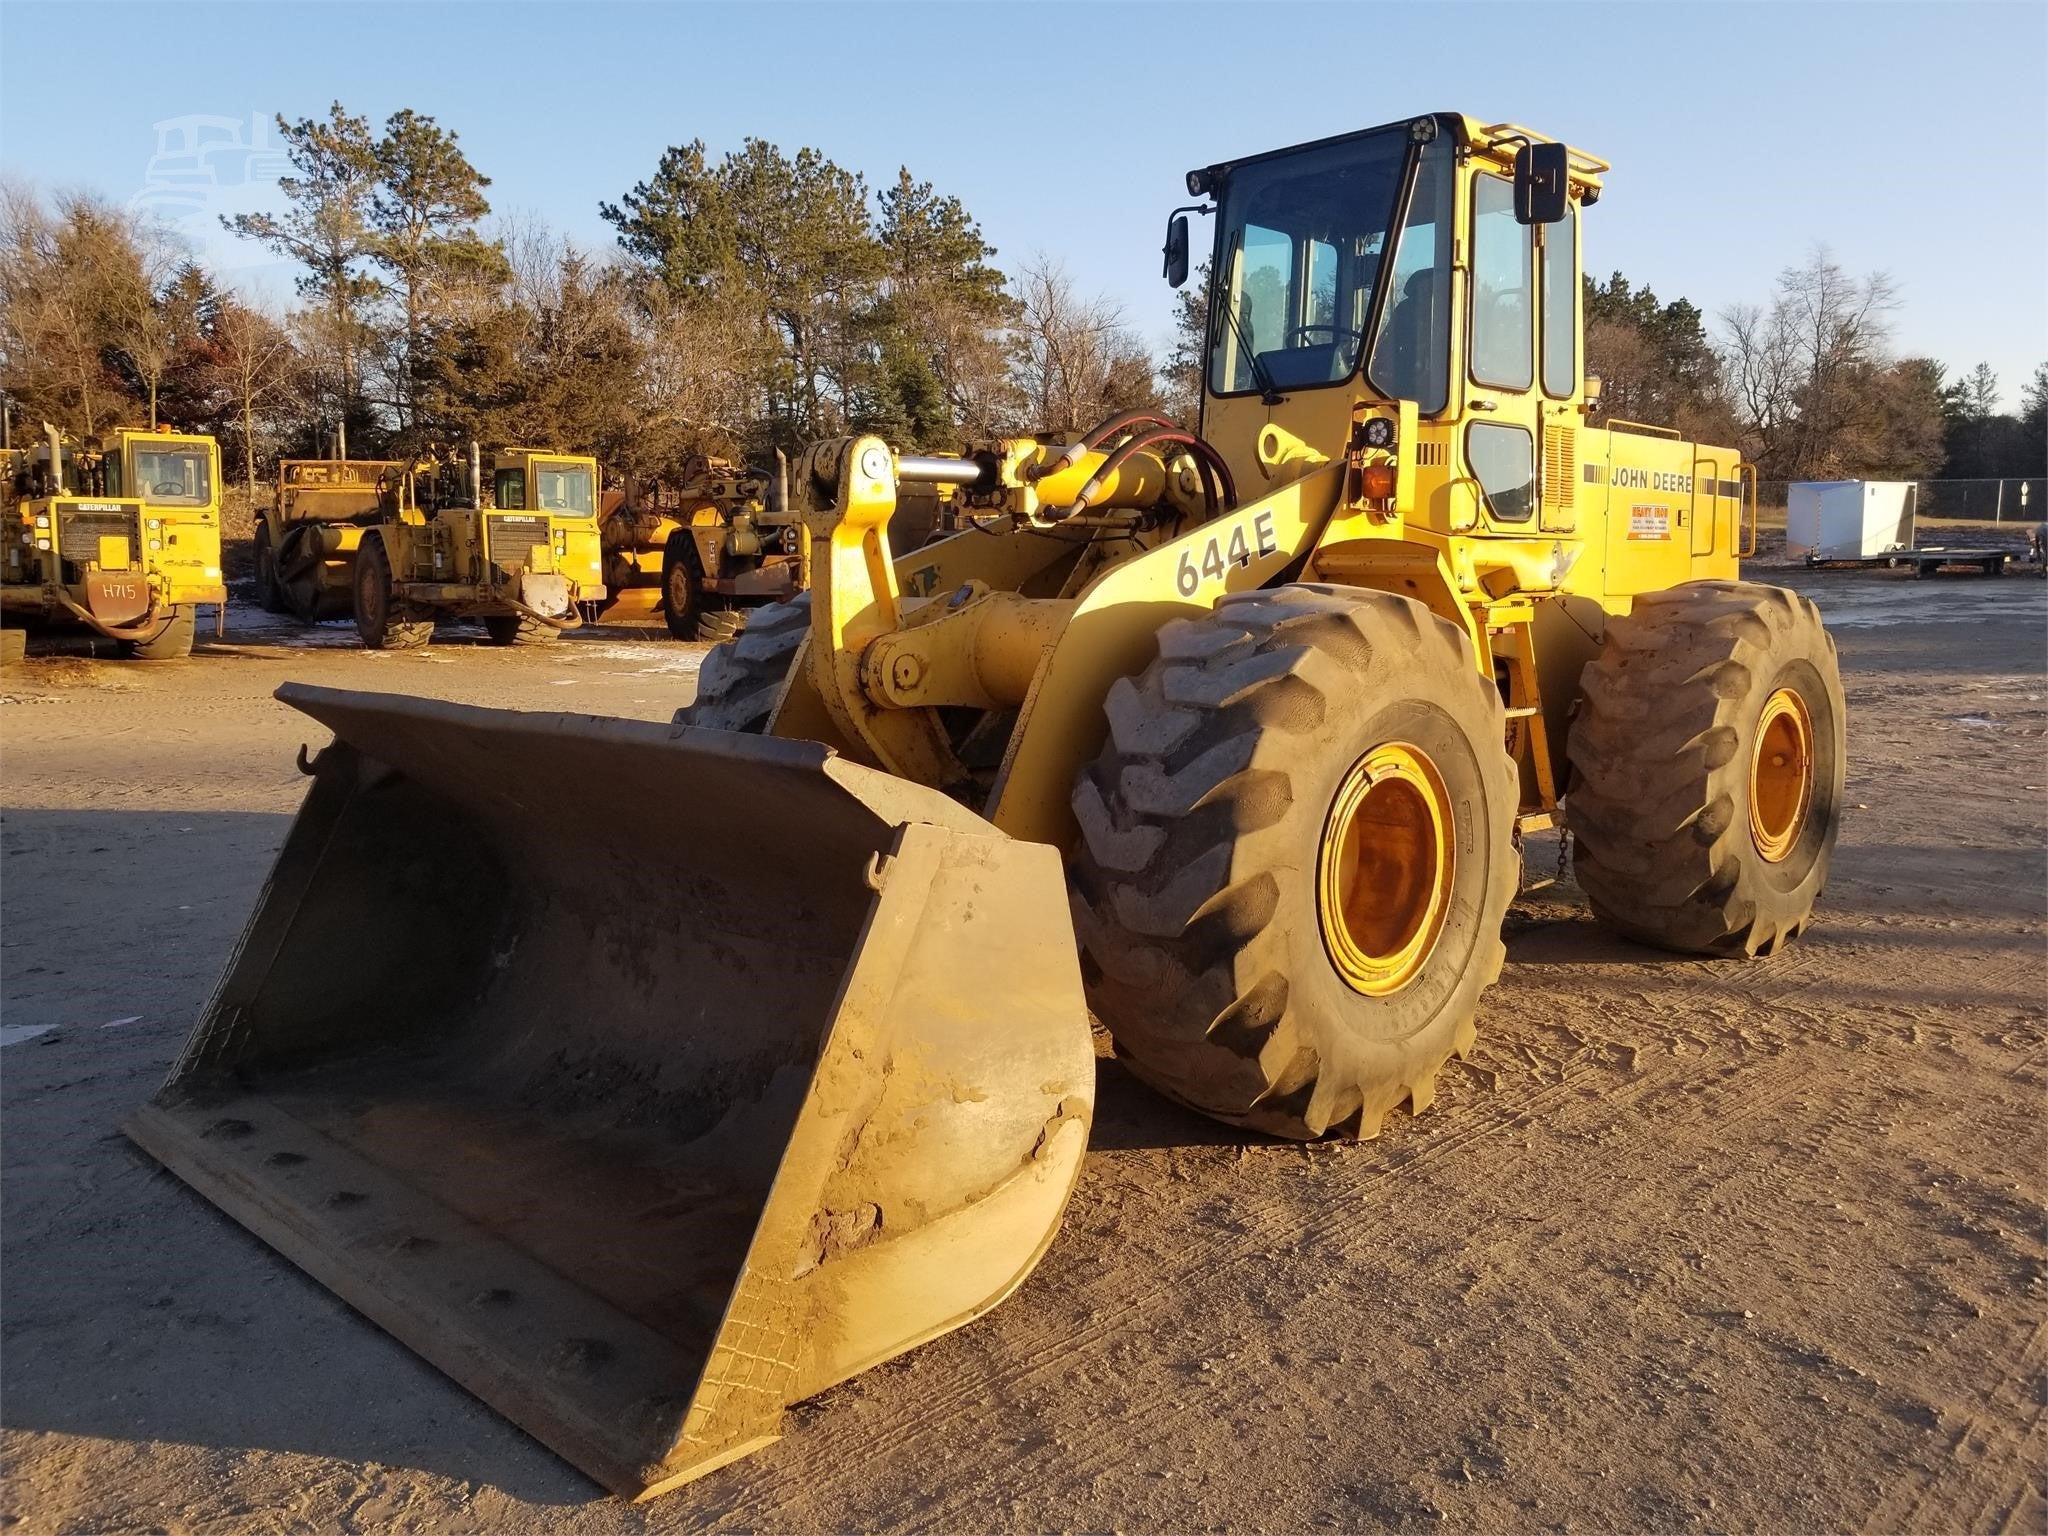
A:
369,109,507,446
224,103,380,458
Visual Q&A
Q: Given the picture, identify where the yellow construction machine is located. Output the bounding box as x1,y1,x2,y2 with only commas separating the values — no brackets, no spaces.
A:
2,423,224,659
130,113,1845,1497
255,458,416,622
599,454,949,640
348,444,605,647
598,454,801,639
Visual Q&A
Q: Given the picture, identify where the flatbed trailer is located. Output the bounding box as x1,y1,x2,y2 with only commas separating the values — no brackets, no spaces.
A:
1804,545,2013,577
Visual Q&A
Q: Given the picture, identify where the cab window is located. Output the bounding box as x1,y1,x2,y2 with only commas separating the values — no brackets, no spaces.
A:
1541,210,1577,400
1470,176,1534,392
494,468,526,509
131,445,211,507
536,464,594,516
1207,128,1409,395
1468,423,1535,523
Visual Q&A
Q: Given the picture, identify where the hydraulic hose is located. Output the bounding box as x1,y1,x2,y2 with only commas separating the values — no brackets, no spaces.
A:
1025,409,1187,482
1063,427,1237,518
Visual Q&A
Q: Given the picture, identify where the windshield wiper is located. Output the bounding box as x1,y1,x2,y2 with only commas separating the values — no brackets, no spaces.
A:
1218,230,1283,406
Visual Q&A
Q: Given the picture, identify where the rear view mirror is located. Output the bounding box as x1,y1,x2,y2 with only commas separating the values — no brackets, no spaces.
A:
1163,213,1190,288
1514,142,1570,224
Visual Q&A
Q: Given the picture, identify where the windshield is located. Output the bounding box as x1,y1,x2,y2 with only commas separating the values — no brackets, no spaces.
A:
131,444,212,506
1207,129,1409,396
535,463,594,516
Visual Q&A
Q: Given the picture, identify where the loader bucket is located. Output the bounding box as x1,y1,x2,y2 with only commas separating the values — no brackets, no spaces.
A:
126,684,1093,1499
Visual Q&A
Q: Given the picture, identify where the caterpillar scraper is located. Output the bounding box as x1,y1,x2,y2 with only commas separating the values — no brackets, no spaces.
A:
4,423,224,658
128,113,1846,1498
255,457,416,623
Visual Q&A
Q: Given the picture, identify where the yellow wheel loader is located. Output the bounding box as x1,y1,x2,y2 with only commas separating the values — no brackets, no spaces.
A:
129,113,1845,1497
350,445,606,647
3,423,224,659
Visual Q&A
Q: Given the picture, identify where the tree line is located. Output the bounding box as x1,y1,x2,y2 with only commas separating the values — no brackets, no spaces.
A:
0,103,1162,493
1581,252,2044,487
3,104,2041,500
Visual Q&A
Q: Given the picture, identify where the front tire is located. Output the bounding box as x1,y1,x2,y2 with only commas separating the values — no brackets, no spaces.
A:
123,606,195,660
1565,579,1844,957
1069,585,1517,1141
353,539,433,650
674,594,808,732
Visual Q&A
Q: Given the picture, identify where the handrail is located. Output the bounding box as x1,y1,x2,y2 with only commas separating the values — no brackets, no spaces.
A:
1607,418,1683,440
1693,453,1721,560
1739,463,1758,558
1475,122,1612,176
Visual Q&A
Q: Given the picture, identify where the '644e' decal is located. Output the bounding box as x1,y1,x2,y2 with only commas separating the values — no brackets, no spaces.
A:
1174,509,1280,598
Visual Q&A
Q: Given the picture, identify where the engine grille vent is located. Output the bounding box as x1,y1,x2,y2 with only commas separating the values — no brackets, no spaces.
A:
57,505,141,567
485,514,549,577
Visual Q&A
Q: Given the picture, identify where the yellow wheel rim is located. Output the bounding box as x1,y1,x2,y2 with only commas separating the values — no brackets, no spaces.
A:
1318,742,1456,997
1749,687,1814,863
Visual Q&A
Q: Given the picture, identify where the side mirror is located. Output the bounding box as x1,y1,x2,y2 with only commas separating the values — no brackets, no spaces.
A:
1163,213,1190,289
1514,141,1570,225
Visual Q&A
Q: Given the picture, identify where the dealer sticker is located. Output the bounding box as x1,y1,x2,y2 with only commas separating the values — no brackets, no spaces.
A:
1628,504,1671,541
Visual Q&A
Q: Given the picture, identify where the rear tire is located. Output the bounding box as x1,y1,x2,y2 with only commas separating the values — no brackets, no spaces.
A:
482,613,562,646
123,606,195,661
1566,579,1844,957
1069,584,1517,1141
254,523,287,614
353,539,433,650
674,593,809,733
662,534,704,641
696,607,748,643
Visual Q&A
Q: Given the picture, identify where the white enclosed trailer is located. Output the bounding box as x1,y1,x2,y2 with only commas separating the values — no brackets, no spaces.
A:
1786,481,1915,559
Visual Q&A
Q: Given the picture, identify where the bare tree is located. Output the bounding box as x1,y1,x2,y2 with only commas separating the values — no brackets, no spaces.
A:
0,184,144,433
1720,247,1904,480
1009,254,1159,437
634,278,770,463
209,302,297,493
105,218,190,428
1719,298,1802,475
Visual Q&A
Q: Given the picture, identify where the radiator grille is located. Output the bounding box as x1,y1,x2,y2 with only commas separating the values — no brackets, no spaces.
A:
57,505,141,567
485,514,549,576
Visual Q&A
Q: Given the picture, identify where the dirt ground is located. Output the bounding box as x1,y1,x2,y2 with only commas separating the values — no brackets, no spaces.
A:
2,568,2043,1536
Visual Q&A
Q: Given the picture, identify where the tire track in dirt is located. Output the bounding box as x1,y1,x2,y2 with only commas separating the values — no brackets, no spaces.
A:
1860,1317,2048,1535
721,1004,1824,1529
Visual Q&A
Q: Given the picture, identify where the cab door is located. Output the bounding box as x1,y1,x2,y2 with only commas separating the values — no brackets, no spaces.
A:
1462,173,1542,535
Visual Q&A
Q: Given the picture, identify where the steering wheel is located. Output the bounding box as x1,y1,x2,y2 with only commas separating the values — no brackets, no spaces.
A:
1284,323,1363,350
151,481,185,495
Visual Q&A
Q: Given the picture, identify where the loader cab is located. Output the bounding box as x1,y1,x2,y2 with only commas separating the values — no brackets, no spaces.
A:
1188,113,1602,539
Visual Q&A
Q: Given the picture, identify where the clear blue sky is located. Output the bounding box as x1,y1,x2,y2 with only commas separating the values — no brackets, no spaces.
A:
4,1,2044,407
